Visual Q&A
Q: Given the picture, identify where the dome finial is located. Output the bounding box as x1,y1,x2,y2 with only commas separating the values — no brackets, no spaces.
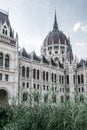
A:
53,9,58,31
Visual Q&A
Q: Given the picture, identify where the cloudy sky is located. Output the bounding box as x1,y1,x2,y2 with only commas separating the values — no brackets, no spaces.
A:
1,0,87,60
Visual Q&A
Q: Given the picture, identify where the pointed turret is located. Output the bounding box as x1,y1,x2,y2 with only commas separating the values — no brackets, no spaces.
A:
53,11,58,31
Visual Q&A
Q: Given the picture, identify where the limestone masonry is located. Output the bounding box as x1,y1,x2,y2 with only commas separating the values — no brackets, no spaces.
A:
0,9,87,106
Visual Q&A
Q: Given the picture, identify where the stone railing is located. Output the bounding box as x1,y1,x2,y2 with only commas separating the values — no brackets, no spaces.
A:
0,34,16,45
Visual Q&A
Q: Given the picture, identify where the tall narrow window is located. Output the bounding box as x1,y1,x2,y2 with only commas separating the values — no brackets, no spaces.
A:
33,69,36,79
33,84,36,89
2,29,4,34
78,88,80,92
37,84,39,89
37,70,39,80
43,85,45,90
27,82,29,88
82,87,84,92
52,73,53,82
66,75,69,84
81,74,84,84
43,71,45,81
78,75,80,84
55,74,56,83
5,74,8,81
0,53,3,67
73,75,75,84
5,55,9,68
59,75,61,84
22,82,25,88
22,66,25,77
47,85,49,90
26,67,29,78
0,73,2,80
46,72,48,81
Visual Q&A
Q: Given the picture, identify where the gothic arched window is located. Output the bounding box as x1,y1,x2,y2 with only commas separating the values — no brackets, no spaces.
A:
22,66,25,77
2,26,8,35
5,55,9,68
26,67,29,78
0,53,3,67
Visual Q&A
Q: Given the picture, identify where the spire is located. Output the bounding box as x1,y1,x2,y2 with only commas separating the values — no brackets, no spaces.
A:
53,10,58,31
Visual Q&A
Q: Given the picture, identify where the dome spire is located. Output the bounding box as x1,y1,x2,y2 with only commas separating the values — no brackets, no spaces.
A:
53,10,58,31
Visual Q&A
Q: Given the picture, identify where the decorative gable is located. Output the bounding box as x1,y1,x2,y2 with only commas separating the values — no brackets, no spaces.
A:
1,20,10,36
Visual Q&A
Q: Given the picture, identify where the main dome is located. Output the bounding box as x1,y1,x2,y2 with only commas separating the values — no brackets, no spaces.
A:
41,11,73,64
43,12,69,47
43,30,69,47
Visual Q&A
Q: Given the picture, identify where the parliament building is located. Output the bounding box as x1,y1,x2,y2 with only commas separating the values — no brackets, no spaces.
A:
0,9,87,106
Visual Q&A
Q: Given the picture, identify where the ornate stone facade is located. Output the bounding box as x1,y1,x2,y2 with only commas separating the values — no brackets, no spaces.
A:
0,9,87,106
0,9,18,106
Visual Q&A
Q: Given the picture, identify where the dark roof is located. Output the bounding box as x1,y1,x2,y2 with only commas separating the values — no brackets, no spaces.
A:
77,59,87,68
51,58,57,66
33,52,41,61
22,48,31,58
77,59,85,68
0,10,14,38
0,11,10,26
77,63,83,68
85,60,87,66
42,55,49,64
43,30,69,47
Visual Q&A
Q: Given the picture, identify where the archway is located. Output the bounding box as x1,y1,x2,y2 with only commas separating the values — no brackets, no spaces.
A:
0,89,8,107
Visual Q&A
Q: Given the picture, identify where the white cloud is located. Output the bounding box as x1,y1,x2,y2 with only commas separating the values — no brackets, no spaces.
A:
73,22,81,32
81,25,87,32
73,22,87,33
